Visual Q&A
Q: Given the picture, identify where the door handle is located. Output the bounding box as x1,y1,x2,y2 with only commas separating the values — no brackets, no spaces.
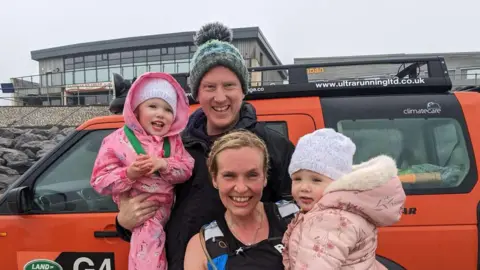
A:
94,230,119,238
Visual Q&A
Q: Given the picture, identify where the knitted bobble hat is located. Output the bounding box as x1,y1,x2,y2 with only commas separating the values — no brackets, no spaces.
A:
188,22,250,100
288,128,357,181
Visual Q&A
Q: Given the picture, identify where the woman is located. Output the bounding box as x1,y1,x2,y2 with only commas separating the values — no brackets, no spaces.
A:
184,130,299,270
115,21,296,269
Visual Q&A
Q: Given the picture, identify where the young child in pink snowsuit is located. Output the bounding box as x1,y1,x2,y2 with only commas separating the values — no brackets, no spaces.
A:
90,72,194,270
282,128,406,270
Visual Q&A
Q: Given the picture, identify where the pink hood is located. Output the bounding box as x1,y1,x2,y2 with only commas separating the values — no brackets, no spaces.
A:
317,154,406,226
123,72,189,139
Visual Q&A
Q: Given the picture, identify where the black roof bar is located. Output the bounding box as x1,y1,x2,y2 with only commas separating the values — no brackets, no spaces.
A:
109,56,452,114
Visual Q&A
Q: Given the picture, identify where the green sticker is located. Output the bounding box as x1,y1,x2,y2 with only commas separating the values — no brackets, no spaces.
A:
24,259,63,270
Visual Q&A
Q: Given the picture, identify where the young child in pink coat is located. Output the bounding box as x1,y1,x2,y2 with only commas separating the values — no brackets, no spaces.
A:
90,72,194,270
282,128,406,270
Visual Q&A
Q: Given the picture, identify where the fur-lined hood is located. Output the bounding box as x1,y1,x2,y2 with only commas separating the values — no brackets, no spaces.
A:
314,155,406,226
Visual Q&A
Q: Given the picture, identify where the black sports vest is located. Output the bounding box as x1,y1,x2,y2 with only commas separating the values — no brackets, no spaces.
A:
201,201,299,270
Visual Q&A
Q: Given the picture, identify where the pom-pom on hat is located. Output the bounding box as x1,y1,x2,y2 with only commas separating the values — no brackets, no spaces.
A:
188,22,250,100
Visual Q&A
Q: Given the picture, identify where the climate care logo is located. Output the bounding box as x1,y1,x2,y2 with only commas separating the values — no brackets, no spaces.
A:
403,102,441,115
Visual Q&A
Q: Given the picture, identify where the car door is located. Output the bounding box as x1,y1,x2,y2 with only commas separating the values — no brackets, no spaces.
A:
0,129,128,270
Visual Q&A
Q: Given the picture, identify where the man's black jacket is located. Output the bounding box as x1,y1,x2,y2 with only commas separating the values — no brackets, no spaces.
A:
115,102,295,269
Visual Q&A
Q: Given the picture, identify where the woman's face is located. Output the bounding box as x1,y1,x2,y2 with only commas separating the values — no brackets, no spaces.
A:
197,66,245,135
212,146,266,218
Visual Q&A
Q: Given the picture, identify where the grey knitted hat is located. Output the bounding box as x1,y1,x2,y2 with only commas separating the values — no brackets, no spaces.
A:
188,22,250,100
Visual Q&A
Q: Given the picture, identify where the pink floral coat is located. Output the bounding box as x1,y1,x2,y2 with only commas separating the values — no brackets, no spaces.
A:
282,155,406,270
90,72,194,270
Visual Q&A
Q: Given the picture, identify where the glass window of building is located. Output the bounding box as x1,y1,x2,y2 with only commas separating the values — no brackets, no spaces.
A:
148,49,160,56
122,66,134,80
135,65,148,77
163,61,175,73
177,62,189,73
97,67,109,82
149,62,162,72
96,54,108,67
74,70,85,84
121,51,133,59
466,69,480,80
110,65,121,79
85,68,96,83
65,72,73,85
134,50,147,63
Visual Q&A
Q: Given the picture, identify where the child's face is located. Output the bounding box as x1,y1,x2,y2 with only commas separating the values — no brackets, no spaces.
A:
291,169,334,212
136,98,174,136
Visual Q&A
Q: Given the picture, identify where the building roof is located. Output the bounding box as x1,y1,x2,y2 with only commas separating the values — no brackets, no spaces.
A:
31,27,283,66
294,51,480,63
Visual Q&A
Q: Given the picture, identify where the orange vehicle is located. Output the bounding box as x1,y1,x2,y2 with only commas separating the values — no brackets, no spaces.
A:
1,56,479,270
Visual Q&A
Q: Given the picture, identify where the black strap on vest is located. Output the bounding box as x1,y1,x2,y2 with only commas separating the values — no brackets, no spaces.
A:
201,200,299,260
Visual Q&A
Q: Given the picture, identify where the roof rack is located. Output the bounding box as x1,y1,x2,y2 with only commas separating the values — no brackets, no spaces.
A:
109,56,452,114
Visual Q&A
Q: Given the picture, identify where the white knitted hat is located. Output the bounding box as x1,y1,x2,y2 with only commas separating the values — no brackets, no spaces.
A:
288,128,356,181
132,78,178,117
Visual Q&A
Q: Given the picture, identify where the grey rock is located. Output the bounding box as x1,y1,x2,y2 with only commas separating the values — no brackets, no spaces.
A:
53,134,66,143
0,124,97,179
1,148,29,164
0,137,13,148
0,174,20,194
61,127,76,136
24,149,36,159
14,133,48,149
0,128,14,139
36,147,56,159
0,166,19,175
30,126,61,139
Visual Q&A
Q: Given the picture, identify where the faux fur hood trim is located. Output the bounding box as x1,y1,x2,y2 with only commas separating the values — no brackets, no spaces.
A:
324,155,398,194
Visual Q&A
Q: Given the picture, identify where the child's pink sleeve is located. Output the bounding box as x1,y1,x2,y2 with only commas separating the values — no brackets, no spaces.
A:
90,136,135,195
158,137,194,184
294,211,358,269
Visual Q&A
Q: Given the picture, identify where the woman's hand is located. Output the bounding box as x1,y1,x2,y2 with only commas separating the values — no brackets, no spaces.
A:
116,192,159,230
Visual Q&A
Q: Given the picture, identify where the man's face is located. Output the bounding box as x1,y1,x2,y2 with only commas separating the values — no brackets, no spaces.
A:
197,66,245,135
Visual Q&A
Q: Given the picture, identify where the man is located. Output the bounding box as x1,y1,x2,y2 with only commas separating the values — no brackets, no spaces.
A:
115,21,295,269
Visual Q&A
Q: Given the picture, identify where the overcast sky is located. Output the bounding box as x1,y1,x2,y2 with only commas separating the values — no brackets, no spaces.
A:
1,0,479,82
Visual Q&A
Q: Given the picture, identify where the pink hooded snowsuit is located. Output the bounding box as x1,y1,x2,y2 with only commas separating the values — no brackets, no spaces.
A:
90,72,194,270
282,155,406,270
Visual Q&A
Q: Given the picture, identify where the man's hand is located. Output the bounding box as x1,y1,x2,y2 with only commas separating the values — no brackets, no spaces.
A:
117,193,159,230
126,155,153,180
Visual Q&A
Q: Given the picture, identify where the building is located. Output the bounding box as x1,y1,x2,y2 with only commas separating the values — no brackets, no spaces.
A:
12,27,285,106
295,51,480,89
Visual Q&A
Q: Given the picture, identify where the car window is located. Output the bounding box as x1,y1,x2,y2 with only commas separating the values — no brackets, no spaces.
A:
32,129,116,213
337,118,471,190
264,121,288,138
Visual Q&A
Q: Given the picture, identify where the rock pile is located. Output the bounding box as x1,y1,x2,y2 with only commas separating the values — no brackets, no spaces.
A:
0,126,75,194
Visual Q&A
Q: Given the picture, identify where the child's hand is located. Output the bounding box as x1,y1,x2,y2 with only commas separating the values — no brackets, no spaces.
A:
147,157,168,175
127,155,153,180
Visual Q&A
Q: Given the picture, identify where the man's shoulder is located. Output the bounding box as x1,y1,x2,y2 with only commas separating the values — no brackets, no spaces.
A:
252,122,291,146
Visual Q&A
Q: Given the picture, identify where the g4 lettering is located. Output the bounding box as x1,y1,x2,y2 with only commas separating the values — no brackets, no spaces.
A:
73,257,112,270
